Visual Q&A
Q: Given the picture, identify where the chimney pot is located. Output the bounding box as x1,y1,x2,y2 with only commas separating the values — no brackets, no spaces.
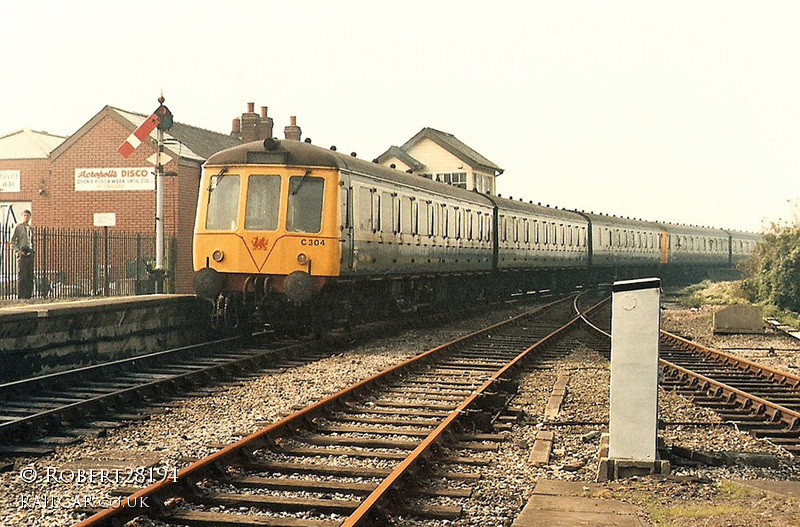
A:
284,115,302,141
247,102,255,113
232,118,240,133
261,106,268,118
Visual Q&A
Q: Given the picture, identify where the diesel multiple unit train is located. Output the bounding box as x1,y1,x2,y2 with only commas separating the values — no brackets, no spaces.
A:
193,138,759,329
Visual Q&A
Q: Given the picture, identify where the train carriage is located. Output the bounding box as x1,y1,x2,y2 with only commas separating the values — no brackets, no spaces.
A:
193,138,759,330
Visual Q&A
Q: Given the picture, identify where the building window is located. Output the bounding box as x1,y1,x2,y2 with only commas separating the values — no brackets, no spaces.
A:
434,172,468,189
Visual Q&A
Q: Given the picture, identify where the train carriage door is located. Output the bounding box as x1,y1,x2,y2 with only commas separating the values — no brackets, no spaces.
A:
339,172,354,270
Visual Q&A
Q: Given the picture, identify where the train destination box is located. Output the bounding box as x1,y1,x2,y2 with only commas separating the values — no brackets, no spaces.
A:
713,305,764,334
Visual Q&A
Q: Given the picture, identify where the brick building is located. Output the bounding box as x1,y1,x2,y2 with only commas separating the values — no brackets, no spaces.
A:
0,106,241,293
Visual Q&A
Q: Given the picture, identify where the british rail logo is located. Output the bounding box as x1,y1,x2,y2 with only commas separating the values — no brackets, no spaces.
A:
252,237,269,250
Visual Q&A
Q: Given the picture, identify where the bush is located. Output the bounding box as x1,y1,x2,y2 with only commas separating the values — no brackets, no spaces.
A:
741,224,800,312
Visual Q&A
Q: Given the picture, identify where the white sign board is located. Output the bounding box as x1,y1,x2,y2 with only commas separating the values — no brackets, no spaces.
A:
75,167,155,191
93,213,117,227
0,170,21,193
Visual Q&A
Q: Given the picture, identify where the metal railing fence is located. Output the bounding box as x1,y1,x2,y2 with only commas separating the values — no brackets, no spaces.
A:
0,227,177,300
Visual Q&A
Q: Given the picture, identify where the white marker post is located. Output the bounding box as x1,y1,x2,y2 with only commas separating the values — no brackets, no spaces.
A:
601,277,669,480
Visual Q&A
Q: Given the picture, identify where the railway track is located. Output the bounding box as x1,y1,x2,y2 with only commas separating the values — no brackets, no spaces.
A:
0,294,556,457
0,334,334,455
581,299,800,456
71,294,592,527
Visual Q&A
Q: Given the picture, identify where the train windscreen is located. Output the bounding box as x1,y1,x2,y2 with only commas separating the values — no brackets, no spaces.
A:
205,174,240,230
245,175,281,231
287,175,324,233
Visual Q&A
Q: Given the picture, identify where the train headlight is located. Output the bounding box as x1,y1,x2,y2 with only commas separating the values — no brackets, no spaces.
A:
297,253,308,264
212,250,225,262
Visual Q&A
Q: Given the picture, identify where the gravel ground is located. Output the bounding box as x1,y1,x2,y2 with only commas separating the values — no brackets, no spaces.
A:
0,302,536,527
2,298,799,526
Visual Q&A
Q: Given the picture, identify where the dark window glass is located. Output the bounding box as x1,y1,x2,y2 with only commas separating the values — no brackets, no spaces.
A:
287,175,324,233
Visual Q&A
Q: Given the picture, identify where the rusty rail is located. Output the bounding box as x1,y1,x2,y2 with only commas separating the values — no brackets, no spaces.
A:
73,295,579,527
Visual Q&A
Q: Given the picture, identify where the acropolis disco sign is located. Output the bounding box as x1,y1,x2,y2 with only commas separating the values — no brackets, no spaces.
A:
75,167,155,191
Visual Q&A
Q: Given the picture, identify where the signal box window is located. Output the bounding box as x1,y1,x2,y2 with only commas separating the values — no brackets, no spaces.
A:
245,175,281,231
206,174,240,230
287,175,324,233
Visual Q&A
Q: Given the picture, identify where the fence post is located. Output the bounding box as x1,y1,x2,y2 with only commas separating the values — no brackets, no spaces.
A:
103,226,109,296
92,230,99,296
41,228,48,298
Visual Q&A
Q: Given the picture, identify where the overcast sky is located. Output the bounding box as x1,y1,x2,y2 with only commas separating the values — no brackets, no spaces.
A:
2,0,798,232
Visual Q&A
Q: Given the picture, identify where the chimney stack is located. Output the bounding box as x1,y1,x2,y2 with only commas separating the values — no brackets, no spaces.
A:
257,106,274,140
240,102,259,143
284,115,302,141
230,118,241,140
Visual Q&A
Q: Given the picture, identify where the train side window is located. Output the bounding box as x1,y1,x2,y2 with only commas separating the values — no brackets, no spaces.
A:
523,219,529,244
287,175,325,233
245,175,282,231
533,220,539,244
399,196,414,233
206,174,241,231
442,205,450,238
455,208,462,239
380,192,393,233
409,199,418,236
417,201,428,236
374,192,382,232
357,188,372,231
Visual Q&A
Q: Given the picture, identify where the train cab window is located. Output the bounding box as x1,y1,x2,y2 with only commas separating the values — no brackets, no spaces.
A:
287,175,325,233
245,175,281,231
205,174,241,231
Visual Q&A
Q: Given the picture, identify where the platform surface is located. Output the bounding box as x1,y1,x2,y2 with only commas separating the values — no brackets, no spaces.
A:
512,480,647,527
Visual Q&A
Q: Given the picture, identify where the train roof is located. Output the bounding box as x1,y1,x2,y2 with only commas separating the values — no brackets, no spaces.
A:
206,139,591,219
491,195,587,222
578,211,662,230
205,139,499,206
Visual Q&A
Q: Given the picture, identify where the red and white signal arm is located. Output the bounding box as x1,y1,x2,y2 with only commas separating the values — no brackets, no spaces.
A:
117,113,160,158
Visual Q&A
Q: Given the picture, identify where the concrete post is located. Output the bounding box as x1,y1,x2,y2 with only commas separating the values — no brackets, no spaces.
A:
599,277,669,480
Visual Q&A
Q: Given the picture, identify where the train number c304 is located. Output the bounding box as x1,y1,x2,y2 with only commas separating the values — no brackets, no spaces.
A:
300,238,325,246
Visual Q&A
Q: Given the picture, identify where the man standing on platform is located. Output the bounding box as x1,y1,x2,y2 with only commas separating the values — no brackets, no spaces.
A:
11,209,34,299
